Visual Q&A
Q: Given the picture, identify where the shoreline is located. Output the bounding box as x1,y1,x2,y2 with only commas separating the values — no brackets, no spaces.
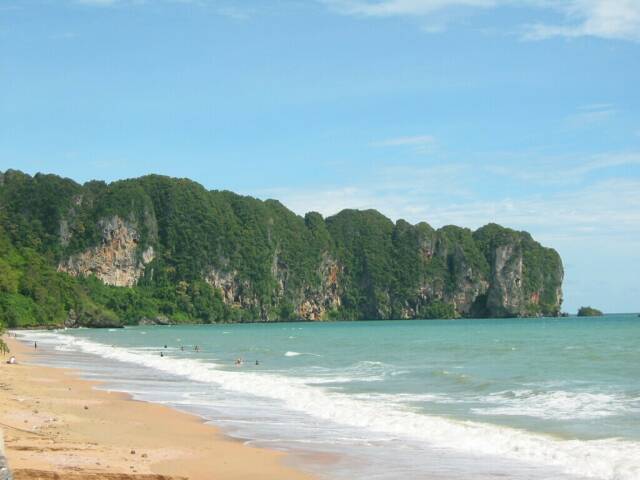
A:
0,336,315,480
6,311,575,331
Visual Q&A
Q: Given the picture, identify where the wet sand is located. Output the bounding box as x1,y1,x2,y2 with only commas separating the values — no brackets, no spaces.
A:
0,336,314,480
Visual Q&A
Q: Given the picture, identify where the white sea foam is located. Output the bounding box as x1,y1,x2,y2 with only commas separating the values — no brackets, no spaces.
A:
285,351,321,357
474,389,638,420
352,392,460,405
25,331,640,480
303,375,384,384
298,361,392,384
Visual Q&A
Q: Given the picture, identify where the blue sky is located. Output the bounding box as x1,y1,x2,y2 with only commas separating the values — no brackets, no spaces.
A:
1,0,639,313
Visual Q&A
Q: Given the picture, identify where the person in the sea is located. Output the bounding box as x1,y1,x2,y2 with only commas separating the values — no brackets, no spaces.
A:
160,351,164,357
164,345,167,349
194,345,199,352
34,341,37,350
255,360,260,366
6,356,16,364
180,345,184,351
235,357,243,366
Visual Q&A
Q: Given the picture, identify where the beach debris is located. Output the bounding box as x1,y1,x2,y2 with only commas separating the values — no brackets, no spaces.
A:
83,405,88,410
130,449,136,455
141,453,148,458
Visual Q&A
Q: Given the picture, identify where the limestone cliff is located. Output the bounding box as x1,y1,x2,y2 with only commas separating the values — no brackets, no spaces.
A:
58,216,155,287
296,253,342,320
205,252,342,321
474,224,564,317
0,170,564,326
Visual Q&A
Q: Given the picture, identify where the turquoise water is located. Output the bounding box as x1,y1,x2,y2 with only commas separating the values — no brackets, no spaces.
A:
21,315,640,480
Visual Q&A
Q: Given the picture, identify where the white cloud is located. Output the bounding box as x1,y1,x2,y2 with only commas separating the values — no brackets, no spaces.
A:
524,0,640,42
324,0,498,17
71,0,640,41
486,152,640,186
215,6,255,20
324,0,640,41
564,103,617,128
76,0,119,5
72,0,257,19
419,178,640,237
257,162,472,222
371,134,437,154
259,152,640,246
373,134,436,146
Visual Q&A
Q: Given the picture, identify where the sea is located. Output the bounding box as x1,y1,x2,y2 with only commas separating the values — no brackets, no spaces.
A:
16,314,640,480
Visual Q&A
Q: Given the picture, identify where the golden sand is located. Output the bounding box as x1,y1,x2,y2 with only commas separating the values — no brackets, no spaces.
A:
0,336,313,480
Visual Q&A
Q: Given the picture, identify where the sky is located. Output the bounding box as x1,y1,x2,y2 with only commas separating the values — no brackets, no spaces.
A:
1,0,639,313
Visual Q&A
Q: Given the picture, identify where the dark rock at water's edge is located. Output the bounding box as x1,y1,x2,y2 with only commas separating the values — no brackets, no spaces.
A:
577,306,604,317
0,431,13,480
64,309,124,329
0,169,564,328
138,316,173,326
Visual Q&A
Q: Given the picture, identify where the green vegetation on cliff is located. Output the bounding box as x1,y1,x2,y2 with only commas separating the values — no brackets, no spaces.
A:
0,170,564,327
577,306,603,317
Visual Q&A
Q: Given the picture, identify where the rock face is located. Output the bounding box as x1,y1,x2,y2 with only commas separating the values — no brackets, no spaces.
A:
486,244,526,316
296,254,342,320
474,224,564,317
204,266,255,312
205,267,240,305
58,216,155,287
401,237,490,318
205,253,342,321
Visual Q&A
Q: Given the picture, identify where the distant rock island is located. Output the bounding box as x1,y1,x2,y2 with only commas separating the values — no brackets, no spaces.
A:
577,306,604,317
0,170,564,328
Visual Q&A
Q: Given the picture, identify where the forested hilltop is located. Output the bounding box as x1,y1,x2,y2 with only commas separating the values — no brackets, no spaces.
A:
0,170,563,328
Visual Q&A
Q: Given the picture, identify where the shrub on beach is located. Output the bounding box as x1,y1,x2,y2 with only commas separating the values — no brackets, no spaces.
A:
0,322,8,355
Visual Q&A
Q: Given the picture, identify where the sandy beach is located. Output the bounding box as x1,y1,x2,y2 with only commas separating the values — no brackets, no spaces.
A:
0,336,314,480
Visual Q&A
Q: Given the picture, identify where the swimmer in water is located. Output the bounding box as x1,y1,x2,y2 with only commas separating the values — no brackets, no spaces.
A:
160,351,164,357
